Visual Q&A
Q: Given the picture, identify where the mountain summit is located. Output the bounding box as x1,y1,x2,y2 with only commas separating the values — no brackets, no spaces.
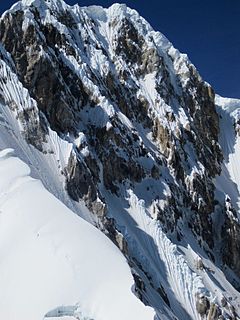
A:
0,0,240,319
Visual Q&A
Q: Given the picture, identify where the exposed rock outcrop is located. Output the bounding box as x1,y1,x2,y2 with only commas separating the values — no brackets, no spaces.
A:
0,1,239,319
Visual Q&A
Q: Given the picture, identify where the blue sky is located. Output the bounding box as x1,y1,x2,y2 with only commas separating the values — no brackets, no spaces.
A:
1,0,240,98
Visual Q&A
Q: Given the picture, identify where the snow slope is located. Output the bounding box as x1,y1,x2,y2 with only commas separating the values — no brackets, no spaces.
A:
0,47,98,225
215,95,240,214
0,148,155,320
103,185,240,320
0,1,239,319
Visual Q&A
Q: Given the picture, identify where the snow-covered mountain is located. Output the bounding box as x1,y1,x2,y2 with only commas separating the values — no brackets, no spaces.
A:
0,0,239,319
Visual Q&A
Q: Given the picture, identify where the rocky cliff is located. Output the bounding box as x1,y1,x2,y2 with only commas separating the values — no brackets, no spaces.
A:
0,0,240,319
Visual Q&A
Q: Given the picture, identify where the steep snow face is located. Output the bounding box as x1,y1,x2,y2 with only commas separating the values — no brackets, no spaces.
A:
0,47,98,225
0,1,240,320
0,148,155,320
214,95,240,283
215,95,240,210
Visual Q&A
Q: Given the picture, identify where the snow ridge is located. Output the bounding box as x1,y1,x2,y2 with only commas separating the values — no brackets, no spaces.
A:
0,149,155,320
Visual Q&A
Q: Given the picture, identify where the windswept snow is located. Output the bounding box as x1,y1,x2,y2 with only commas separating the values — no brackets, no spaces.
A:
0,1,240,319
103,189,209,320
0,148,155,320
215,95,240,214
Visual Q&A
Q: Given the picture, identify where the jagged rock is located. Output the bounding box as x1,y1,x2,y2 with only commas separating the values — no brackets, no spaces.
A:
18,108,48,151
132,271,146,301
222,196,240,278
102,150,145,193
195,257,204,271
64,152,102,214
151,165,160,179
157,285,170,307
0,1,239,319
140,47,162,74
115,18,144,65
207,303,220,320
196,294,210,316
115,231,128,254
152,119,171,157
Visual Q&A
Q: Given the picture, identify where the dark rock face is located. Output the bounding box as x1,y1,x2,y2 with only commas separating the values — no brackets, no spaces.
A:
196,294,210,316
0,0,223,260
0,13,89,135
115,18,144,65
196,299,220,320
17,107,48,151
64,152,106,217
196,292,238,320
0,46,48,151
65,152,97,203
183,70,222,177
222,197,240,279
1,1,240,318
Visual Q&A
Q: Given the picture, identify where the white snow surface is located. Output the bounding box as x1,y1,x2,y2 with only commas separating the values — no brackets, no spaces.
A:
215,95,240,214
0,1,240,319
103,187,240,320
0,148,154,320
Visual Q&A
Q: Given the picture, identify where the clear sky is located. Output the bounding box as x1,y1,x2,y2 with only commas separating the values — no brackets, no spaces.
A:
1,0,240,98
